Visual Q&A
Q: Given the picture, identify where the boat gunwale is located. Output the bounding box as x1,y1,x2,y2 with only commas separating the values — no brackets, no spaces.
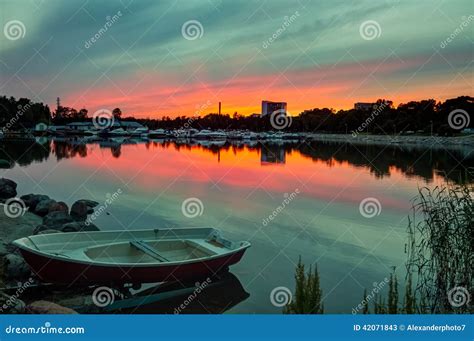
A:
12,228,251,268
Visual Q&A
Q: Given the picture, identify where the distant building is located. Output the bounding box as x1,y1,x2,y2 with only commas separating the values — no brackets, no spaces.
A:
262,101,287,116
354,102,375,111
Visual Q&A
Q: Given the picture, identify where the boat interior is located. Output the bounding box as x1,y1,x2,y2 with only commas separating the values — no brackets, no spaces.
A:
85,239,218,263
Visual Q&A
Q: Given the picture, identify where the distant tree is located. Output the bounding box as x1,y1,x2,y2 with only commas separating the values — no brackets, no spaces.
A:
112,108,122,120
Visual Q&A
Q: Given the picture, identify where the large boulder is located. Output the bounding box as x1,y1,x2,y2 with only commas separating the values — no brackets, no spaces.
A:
48,201,68,214
26,301,78,314
33,199,57,217
0,178,17,199
37,229,63,235
70,200,98,221
42,211,73,228
4,254,31,279
61,221,99,233
20,194,50,211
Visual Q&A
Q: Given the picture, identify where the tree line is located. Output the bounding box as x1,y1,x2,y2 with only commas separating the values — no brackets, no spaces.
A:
1,94,472,135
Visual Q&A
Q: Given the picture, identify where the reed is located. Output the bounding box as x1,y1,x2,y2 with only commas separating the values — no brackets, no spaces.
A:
406,183,473,313
284,257,324,314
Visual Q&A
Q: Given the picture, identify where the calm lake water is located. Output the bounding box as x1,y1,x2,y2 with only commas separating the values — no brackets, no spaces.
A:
1,137,473,313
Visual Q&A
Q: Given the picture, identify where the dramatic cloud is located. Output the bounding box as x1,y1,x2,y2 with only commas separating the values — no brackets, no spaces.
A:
0,0,471,117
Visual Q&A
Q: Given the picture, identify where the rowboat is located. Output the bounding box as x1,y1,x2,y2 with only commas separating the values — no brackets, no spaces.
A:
13,228,250,285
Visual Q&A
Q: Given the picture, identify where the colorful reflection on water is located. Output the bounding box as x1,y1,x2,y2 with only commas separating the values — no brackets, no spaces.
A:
1,137,472,313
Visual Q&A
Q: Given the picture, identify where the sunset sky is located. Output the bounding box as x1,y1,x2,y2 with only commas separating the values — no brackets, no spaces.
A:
0,0,472,118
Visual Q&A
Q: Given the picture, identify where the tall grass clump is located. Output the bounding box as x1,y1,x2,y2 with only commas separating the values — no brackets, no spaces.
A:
406,184,473,313
284,257,324,314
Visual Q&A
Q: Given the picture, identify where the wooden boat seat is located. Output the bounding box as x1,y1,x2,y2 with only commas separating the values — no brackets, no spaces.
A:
130,240,169,262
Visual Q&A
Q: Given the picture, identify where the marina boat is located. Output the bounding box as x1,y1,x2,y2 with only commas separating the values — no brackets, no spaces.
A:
13,228,251,284
148,129,169,138
129,127,149,137
242,132,258,140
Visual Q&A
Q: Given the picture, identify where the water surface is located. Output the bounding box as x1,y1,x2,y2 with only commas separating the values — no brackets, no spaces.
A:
1,137,472,313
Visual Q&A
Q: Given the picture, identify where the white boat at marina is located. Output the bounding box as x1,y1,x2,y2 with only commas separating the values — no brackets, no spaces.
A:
148,129,169,138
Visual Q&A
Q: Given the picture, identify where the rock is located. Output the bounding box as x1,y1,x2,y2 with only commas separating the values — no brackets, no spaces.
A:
33,225,49,235
26,300,78,314
0,178,17,199
0,292,25,313
42,211,73,228
0,241,8,256
33,199,57,217
0,210,41,243
4,254,30,279
61,221,99,233
48,201,68,214
70,201,90,221
37,229,63,235
0,159,12,169
20,194,49,210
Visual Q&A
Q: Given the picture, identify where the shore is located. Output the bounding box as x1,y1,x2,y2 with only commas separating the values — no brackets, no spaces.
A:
0,178,101,314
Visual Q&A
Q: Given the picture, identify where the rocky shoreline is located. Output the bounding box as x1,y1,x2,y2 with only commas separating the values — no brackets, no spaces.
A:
0,178,103,314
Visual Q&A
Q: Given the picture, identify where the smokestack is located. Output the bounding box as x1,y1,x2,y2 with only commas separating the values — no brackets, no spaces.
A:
218,102,221,115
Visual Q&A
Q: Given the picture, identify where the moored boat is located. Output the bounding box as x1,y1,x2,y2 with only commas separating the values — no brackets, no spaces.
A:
13,228,250,284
